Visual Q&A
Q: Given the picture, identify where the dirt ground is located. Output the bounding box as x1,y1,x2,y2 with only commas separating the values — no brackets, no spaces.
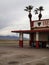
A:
0,46,49,65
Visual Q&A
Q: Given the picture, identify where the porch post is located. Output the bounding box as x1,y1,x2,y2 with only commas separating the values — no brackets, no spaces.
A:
19,33,23,48
36,32,39,48
29,33,34,47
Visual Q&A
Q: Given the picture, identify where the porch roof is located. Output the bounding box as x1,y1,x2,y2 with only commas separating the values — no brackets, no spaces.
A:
11,29,49,34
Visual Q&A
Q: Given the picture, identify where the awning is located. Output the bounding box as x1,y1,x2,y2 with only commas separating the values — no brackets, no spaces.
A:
11,29,49,34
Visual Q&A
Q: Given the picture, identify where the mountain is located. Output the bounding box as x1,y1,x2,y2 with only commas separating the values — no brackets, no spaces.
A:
0,36,29,40
0,36,19,40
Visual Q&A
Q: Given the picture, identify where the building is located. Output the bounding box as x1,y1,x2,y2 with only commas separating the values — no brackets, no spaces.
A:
12,19,49,48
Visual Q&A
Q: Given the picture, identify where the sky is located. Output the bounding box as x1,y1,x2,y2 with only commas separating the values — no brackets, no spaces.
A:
0,0,49,36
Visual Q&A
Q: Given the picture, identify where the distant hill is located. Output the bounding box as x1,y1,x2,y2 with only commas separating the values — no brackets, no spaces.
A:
0,36,29,40
0,36,19,40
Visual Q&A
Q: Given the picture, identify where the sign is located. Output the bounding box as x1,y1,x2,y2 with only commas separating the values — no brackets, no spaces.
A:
43,20,49,26
33,19,49,27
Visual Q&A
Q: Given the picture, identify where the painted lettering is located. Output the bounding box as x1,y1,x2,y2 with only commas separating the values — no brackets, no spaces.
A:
43,20,49,26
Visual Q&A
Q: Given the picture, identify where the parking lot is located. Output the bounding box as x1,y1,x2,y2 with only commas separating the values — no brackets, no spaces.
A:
0,46,49,65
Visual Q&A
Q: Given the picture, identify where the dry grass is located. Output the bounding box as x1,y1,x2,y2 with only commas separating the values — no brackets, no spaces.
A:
0,40,19,46
0,40,29,47
0,40,19,43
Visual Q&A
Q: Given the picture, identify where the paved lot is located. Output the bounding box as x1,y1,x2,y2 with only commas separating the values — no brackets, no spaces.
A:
0,46,49,65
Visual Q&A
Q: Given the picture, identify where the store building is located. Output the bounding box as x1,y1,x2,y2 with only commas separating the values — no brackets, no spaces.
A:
12,19,49,48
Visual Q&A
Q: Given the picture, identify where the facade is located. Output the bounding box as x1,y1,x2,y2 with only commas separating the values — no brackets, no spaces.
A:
12,19,49,48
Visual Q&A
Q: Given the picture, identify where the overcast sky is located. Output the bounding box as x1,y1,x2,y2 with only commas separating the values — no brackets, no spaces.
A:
0,0,49,36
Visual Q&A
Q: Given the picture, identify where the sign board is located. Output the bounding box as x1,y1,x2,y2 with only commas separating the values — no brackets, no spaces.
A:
33,19,49,27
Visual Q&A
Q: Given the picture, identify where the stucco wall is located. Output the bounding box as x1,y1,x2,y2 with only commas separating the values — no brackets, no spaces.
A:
33,32,48,41
39,32,48,41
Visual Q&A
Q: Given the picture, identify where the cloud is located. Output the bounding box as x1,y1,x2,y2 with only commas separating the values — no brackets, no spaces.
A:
0,0,26,28
0,20,30,36
0,0,49,36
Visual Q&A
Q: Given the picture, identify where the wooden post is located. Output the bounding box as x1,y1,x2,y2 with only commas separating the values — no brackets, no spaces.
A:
29,33,34,47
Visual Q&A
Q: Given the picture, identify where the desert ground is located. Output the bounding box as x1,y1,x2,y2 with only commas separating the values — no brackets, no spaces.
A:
0,40,29,47
0,40,49,65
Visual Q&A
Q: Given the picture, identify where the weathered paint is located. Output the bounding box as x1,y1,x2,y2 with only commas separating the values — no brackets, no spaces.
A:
19,33,23,47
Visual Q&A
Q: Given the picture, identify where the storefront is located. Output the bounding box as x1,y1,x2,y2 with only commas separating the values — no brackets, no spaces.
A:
11,19,49,48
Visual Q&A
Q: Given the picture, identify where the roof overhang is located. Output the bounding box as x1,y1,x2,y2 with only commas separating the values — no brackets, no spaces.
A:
11,29,49,34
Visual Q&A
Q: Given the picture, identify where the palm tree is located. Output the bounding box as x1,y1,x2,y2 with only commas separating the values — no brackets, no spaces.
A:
24,5,33,12
38,6,44,20
24,5,33,22
24,5,33,47
34,8,39,14
24,5,33,30
35,6,44,20
39,6,44,13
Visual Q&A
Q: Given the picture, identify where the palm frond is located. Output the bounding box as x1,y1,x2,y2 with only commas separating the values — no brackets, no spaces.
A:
34,10,38,14
24,9,28,11
28,5,33,10
26,7,29,9
39,6,44,11
34,8,38,14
